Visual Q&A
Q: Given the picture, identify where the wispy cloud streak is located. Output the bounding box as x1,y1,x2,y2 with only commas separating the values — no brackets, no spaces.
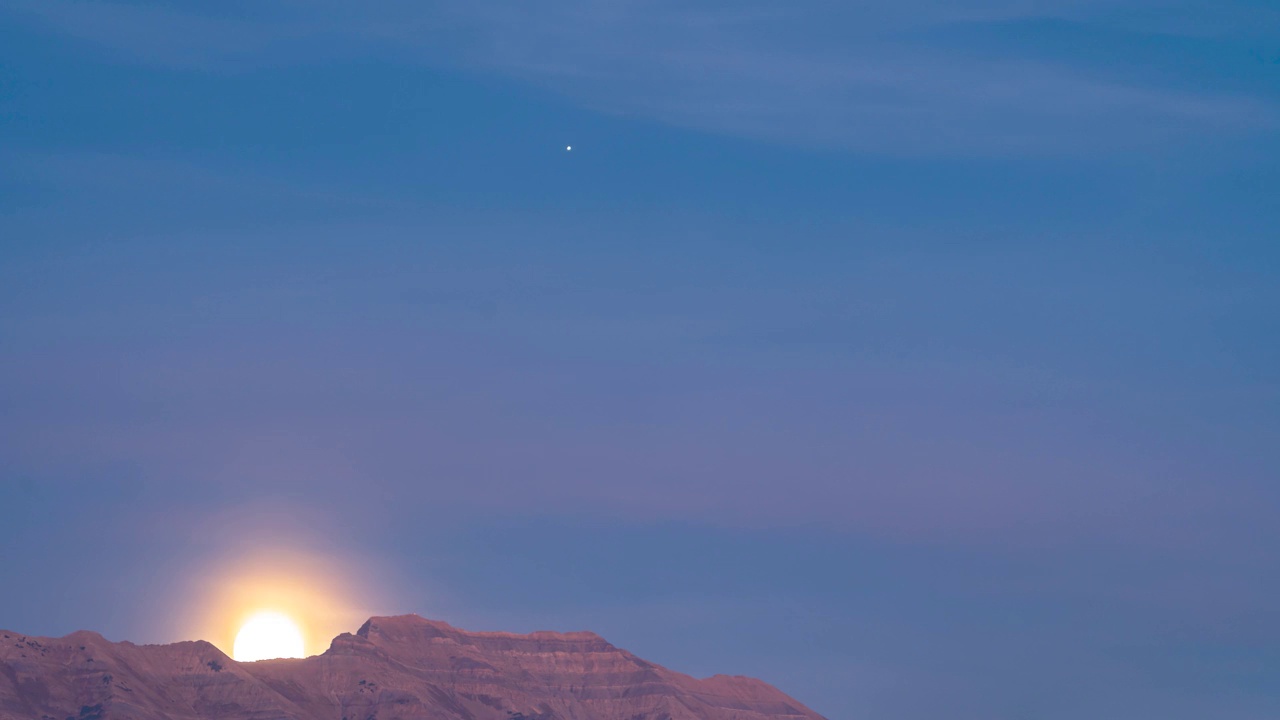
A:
4,0,1275,153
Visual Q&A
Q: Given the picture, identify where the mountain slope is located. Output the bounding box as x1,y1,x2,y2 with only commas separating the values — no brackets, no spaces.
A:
0,615,827,720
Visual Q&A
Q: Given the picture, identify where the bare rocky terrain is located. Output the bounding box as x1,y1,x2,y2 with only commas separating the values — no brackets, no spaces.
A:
0,615,827,720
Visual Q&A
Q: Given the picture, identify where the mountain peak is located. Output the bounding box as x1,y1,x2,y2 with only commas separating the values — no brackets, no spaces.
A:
0,618,827,720
357,614,607,642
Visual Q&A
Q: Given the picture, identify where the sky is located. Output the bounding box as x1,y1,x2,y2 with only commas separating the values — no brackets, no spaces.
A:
1,1,1278,718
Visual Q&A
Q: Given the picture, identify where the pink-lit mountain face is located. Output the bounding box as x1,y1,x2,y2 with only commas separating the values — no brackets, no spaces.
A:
0,615,827,720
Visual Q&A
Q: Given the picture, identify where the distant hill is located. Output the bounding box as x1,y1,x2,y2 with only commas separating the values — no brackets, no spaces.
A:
0,614,827,720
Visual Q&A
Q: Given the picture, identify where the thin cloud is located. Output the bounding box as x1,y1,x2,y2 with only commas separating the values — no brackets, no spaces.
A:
5,0,1275,153
429,0,1275,153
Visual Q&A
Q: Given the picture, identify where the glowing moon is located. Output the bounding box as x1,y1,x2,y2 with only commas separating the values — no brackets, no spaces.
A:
566,145,572,151
232,611,306,662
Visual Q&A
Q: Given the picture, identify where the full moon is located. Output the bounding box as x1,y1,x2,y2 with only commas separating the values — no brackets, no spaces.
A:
232,612,306,662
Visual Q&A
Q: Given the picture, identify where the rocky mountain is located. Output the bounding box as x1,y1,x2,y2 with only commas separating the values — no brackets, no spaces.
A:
0,615,827,720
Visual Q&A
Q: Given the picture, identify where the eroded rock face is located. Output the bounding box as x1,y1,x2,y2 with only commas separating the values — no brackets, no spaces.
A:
0,616,827,720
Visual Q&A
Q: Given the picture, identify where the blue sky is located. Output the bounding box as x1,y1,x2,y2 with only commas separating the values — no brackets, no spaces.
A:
1,2,1278,718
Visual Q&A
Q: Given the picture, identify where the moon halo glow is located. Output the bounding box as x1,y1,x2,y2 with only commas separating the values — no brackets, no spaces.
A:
175,537,400,662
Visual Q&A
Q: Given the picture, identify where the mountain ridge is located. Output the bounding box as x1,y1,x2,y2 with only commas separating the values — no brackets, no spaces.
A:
0,614,828,720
